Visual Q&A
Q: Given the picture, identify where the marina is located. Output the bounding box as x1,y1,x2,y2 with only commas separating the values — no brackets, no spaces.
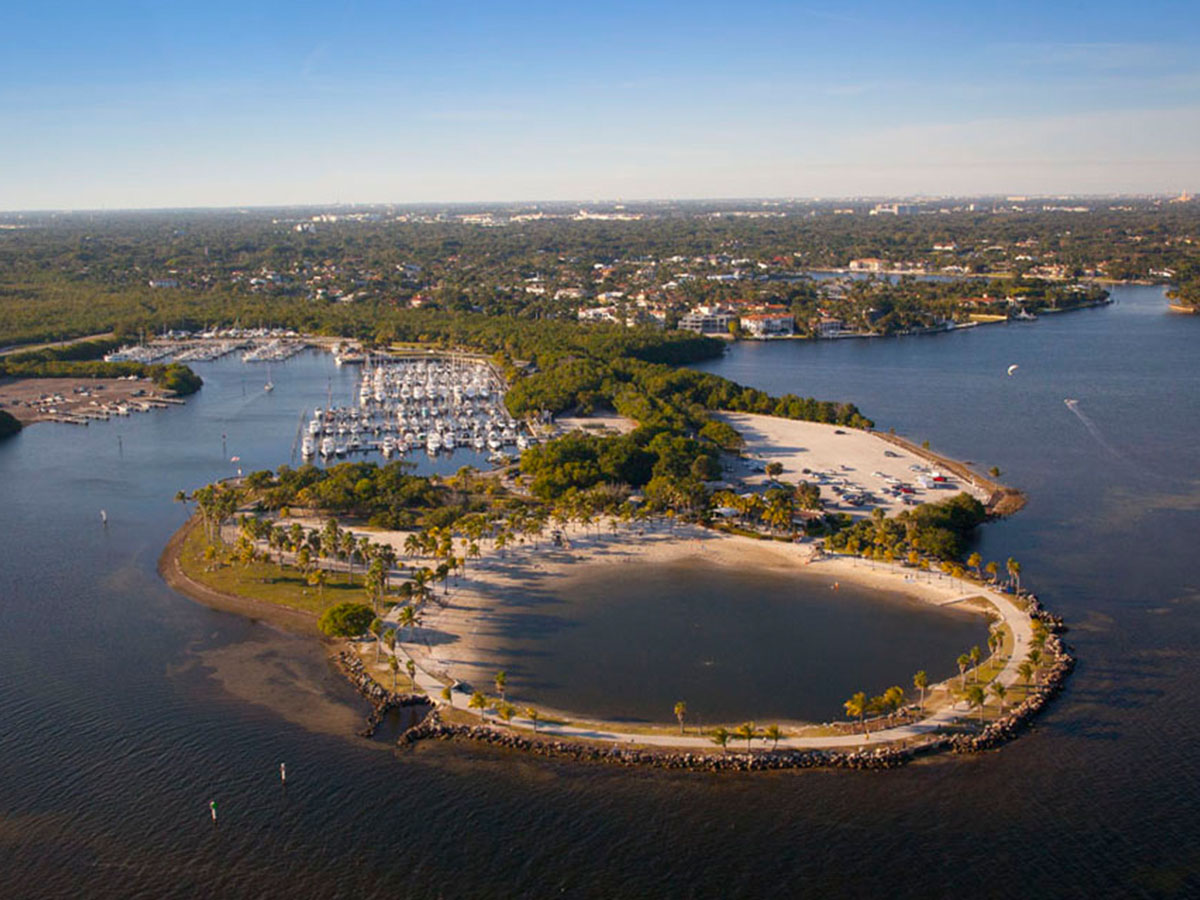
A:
301,354,532,463
103,328,309,364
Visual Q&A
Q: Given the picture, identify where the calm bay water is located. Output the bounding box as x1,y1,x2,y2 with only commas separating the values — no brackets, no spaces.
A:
2,286,1199,898
483,559,989,723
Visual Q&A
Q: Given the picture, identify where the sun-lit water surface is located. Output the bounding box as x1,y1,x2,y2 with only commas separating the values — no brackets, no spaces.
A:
3,286,1200,898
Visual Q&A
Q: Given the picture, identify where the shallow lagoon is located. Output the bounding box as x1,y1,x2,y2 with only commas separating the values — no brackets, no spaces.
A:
484,558,990,723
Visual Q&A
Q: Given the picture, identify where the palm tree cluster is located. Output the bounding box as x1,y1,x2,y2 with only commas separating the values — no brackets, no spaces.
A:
843,685,908,736
706,722,786,753
710,484,810,536
225,513,402,611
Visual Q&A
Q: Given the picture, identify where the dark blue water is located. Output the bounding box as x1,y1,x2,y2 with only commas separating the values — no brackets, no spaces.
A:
2,287,1199,898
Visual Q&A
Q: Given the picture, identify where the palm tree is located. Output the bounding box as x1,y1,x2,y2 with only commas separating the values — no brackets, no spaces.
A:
388,655,399,692
984,560,998,583
1017,661,1034,690
674,701,687,735
398,604,417,644
763,724,783,751
435,561,451,596
526,707,540,733
710,727,730,753
969,645,982,681
409,567,433,607
957,654,970,689
1006,557,1022,592
844,692,870,737
404,532,422,559
365,559,386,614
376,544,399,592
469,691,489,719
385,628,397,661
406,658,416,691
369,617,383,661
306,567,326,598
734,721,759,752
494,670,507,701
498,701,516,726
340,530,358,584
990,681,1007,714
913,670,929,711
965,684,987,723
288,521,305,553
883,686,906,725
269,526,287,566
967,551,982,581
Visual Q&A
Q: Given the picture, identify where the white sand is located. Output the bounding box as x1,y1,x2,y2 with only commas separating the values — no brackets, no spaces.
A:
716,411,989,519
404,519,998,704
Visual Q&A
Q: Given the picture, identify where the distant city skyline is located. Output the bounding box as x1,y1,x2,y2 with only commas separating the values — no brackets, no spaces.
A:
3,0,1197,211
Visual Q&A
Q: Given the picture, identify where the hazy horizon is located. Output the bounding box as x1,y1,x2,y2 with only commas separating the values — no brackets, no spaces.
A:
0,191,1192,217
3,0,1197,211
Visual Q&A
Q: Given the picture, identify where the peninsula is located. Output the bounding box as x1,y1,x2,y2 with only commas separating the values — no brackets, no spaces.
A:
161,345,1070,769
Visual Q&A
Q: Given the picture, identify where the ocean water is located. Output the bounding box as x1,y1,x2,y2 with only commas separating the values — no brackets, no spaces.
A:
2,285,1199,898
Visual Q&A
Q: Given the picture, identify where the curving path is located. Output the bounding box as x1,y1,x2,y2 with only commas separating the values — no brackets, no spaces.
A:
391,559,1034,752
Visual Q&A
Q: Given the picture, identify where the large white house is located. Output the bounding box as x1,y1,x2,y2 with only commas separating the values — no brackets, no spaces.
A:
739,313,794,337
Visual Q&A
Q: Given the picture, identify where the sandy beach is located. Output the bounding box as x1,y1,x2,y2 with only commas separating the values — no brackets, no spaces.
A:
715,411,990,518
396,518,1008,724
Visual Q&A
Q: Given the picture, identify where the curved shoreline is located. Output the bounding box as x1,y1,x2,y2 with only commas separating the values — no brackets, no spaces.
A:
158,516,322,637
159,512,1072,769
405,525,1061,750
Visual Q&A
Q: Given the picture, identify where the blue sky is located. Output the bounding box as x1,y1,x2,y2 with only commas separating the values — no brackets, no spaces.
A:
2,0,1197,209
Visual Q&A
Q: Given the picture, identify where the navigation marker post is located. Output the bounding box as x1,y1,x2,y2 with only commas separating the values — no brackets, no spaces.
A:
280,762,286,785
210,800,217,824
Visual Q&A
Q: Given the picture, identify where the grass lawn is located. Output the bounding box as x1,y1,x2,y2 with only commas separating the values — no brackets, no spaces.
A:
179,525,386,617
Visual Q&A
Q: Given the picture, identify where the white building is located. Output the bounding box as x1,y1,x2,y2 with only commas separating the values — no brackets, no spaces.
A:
679,310,735,335
739,313,795,337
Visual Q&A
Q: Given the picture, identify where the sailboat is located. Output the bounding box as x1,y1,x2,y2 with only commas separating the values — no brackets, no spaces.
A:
264,362,274,392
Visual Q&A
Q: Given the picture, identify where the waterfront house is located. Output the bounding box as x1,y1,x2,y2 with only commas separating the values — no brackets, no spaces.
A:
739,313,795,337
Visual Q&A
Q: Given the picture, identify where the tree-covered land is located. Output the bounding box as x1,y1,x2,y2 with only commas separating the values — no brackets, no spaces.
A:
0,339,202,393
824,493,988,562
0,199,1195,348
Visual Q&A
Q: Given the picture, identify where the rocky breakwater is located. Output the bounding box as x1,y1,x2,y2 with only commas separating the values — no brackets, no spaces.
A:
953,596,1075,753
398,711,951,772
333,649,433,737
